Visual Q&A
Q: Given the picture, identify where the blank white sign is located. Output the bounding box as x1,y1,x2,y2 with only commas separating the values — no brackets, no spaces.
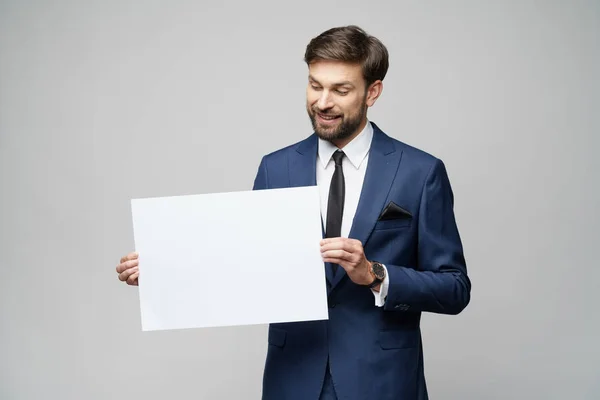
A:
130,186,329,331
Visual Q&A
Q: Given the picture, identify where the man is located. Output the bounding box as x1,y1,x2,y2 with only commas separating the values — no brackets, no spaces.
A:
117,25,471,400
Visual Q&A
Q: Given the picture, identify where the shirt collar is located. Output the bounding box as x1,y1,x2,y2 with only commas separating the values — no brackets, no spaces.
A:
318,120,373,169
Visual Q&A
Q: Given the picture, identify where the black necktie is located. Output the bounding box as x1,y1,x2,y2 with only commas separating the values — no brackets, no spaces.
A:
325,150,345,275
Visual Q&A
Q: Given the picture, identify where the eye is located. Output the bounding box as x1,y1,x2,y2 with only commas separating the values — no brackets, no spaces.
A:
311,85,322,91
336,90,349,96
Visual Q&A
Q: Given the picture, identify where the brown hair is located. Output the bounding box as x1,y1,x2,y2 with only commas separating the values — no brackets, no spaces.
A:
304,25,389,86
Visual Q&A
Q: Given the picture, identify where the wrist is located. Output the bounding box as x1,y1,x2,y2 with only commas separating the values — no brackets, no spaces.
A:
370,281,381,292
366,261,385,289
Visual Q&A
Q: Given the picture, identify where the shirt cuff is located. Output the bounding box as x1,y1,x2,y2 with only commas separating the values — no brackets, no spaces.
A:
371,264,389,307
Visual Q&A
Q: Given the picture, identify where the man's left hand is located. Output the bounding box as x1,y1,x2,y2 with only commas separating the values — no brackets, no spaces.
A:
320,237,375,287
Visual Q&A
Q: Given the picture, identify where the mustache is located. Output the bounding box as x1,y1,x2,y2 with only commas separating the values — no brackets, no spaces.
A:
311,106,340,117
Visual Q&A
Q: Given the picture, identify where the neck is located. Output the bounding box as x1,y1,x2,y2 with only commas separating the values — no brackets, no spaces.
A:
331,118,368,149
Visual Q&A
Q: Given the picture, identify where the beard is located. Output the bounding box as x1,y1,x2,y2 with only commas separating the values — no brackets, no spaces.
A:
307,98,367,143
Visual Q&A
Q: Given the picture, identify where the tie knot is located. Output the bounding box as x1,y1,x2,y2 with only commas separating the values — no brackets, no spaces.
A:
332,150,345,166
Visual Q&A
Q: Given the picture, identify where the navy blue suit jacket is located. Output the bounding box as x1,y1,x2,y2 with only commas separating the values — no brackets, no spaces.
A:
253,123,471,400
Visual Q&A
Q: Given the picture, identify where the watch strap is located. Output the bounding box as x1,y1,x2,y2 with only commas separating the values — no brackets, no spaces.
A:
367,261,385,288
367,276,382,289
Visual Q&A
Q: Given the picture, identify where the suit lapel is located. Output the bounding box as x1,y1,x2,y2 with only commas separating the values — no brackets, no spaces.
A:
288,135,336,286
289,135,318,188
329,124,403,290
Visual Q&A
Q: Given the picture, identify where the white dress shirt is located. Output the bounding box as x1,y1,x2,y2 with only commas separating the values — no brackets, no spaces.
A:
317,120,389,307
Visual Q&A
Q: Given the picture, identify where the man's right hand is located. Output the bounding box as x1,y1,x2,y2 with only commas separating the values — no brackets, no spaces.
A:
116,252,139,286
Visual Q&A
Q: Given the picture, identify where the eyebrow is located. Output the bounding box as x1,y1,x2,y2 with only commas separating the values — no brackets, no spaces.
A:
309,76,355,88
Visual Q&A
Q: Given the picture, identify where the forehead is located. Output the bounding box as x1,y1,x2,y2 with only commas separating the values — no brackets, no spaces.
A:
308,60,364,86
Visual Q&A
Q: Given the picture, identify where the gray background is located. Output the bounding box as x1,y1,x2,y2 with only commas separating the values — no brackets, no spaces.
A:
1,0,599,399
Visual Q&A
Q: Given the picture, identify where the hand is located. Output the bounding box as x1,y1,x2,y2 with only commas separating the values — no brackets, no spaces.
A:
320,238,375,287
116,251,139,286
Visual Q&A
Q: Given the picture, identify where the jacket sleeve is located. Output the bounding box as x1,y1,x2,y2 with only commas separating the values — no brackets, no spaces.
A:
383,159,471,315
252,156,269,190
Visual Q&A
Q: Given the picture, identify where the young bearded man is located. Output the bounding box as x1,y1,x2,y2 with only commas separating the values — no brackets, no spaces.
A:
117,25,471,400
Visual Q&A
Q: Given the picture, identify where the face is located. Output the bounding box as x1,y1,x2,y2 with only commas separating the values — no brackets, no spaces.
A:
306,60,381,145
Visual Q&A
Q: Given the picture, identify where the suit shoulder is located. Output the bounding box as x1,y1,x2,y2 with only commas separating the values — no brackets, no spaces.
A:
389,136,442,169
379,132,452,186
262,143,296,160
385,136,456,194
260,135,315,163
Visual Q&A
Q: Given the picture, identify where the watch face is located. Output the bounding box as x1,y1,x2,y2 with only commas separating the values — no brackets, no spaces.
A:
372,262,385,279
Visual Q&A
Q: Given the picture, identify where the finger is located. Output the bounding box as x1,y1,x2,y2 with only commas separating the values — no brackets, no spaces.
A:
320,238,344,249
321,237,360,245
323,248,364,266
321,249,354,262
126,271,139,286
116,259,138,274
320,237,345,246
323,258,351,270
323,257,345,264
323,253,364,268
118,267,139,282
321,240,357,254
119,267,138,282
119,252,138,264
116,260,137,274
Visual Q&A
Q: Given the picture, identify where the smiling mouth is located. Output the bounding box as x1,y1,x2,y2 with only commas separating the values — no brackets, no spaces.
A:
317,113,341,122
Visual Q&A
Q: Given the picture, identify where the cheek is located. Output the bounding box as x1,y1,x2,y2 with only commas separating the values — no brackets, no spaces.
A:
340,98,361,116
306,92,319,106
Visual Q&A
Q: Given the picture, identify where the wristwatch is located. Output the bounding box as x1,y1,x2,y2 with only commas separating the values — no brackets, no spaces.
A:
367,261,386,289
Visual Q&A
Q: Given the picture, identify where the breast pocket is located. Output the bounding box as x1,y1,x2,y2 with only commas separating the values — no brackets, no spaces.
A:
373,217,412,231
374,201,413,230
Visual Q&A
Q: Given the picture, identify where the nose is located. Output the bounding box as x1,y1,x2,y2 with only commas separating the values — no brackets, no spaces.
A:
316,90,333,111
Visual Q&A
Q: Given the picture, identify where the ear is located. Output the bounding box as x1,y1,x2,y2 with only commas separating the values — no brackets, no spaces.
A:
366,80,383,107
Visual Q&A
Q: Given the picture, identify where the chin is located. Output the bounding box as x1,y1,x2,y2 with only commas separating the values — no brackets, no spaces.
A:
315,125,336,137
316,130,344,142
